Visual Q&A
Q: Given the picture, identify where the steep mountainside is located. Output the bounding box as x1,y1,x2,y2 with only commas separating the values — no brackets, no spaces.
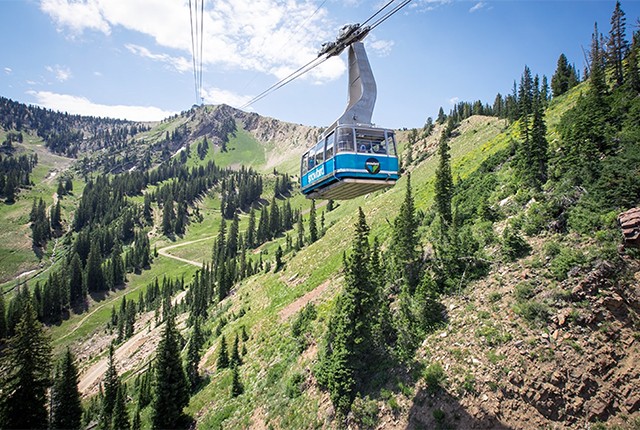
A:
2,15,640,427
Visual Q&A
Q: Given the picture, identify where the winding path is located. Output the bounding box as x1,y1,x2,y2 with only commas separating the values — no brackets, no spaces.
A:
157,236,214,267
76,237,211,394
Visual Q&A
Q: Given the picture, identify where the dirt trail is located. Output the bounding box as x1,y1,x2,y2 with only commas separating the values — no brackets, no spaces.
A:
279,279,333,321
77,292,188,396
76,238,210,395
77,313,158,395
157,236,214,267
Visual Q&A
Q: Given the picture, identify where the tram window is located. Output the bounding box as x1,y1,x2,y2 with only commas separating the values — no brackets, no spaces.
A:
314,141,324,165
336,127,354,152
386,132,397,156
325,133,335,160
302,153,309,175
356,129,385,154
308,147,316,169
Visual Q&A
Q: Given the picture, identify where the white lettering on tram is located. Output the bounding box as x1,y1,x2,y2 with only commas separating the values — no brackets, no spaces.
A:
308,165,325,182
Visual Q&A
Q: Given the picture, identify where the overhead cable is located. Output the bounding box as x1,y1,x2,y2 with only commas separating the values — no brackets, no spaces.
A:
241,0,413,110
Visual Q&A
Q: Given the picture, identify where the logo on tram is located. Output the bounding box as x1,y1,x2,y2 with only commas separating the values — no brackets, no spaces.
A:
365,158,380,174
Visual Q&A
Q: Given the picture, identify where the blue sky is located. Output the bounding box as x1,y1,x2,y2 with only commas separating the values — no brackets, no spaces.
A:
1,0,639,129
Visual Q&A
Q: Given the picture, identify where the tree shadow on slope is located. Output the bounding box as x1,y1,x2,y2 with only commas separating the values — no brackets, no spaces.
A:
406,387,513,430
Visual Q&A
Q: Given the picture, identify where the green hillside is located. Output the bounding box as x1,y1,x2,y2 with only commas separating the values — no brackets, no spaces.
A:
1,8,640,429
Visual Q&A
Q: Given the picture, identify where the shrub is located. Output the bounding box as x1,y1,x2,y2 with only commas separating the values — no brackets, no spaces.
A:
461,373,476,394
543,240,561,258
501,225,530,261
475,323,512,346
549,247,586,280
514,281,536,302
351,395,378,428
488,291,502,303
423,363,445,394
286,372,305,398
291,303,317,353
522,201,552,236
513,300,550,327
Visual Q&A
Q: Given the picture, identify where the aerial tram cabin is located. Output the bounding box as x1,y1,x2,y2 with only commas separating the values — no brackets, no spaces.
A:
300,124,398,200
300,28,399,200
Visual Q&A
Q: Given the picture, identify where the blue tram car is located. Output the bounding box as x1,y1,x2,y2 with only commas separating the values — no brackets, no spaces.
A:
300,124,399,200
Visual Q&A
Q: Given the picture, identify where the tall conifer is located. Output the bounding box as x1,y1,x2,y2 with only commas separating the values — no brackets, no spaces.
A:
434,131,453,229
308,200,318,244
51,348,83,430
0,300,52,429
607,1,628,87
151,312,189,429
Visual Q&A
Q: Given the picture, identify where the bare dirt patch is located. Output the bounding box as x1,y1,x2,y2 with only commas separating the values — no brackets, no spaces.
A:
279,279,333,321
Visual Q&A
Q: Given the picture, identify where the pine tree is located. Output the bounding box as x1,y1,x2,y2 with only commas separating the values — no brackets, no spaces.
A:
51,199,62,230
607,1,628,87
3,174,17,203
111,385,130,430
436,106,446,124
151,312,189,429
296,213,304,250
433,131,453,229
230,365,243,397
317,208,379,415
327,199,335,212
227,214,239,258
518,65,534,119
530,79,549,189
274,245,283,272
51,348,83,430
590,23,608,97
551,54,577,97
131,408,142,430
216,334,229,370
256,205,269,245
174,201,187,235
540,75,550,106
111,241,125,287
268,197,280,238
0,300,52,429
230,333,241,367
390,173,420,291
99,343,119,429
162,195,175,236
213,216,227,266
186,318,204,389
308,199,318,244
626,32,640,92
85,240,106,292
246,208,256,248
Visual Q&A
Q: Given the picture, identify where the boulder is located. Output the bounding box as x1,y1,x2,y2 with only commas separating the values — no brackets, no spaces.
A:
618,207,640,247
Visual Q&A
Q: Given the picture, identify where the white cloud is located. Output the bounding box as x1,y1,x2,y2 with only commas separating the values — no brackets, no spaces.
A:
367,37,394,57
28,91,175,121
200,87,253,108
4,67,12,74
46,65,72,82
40,0,110,35
449,97,459,105
40,0,344,83
469,2,486,13
409,0,452,13
125,44,191,73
